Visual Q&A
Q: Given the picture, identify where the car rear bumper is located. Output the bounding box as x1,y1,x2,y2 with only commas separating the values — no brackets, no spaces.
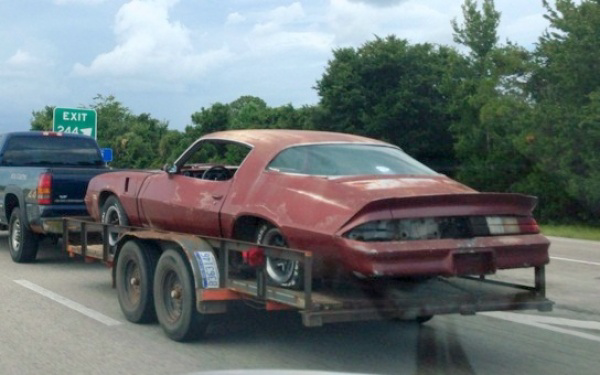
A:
336,234,550,278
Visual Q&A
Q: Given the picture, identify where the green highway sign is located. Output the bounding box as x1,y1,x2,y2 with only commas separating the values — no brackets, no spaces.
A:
53,107,97,139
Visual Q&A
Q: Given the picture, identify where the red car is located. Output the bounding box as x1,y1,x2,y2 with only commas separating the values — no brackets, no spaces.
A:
85,130,549,288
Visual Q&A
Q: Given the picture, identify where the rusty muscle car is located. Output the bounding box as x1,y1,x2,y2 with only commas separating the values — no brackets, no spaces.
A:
85,130,549,289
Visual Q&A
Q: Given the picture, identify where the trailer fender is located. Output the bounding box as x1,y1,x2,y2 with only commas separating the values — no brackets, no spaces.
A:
113,231,221,291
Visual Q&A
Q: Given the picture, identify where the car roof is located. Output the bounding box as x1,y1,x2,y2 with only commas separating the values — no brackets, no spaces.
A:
201,129,391,152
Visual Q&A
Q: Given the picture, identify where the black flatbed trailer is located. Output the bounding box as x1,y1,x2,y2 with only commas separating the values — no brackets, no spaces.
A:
60,217,553,341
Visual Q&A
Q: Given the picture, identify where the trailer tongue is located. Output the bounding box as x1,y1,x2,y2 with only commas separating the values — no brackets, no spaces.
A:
61,217,552,341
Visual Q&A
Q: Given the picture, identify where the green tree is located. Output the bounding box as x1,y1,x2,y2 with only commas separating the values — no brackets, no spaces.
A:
30,106,54,131
451,0,500,63
316,35,459,173
449,0,535,193
524,0,600,222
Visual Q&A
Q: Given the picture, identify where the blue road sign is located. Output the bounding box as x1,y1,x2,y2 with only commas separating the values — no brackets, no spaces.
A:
101,148,113,163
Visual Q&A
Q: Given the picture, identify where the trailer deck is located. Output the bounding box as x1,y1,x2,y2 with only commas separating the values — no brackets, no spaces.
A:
61,217,552,330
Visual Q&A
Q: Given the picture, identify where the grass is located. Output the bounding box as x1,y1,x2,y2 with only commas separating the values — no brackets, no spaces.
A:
540,224,600,241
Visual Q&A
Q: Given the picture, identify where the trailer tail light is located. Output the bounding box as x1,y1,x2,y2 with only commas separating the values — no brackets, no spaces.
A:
243,247,265,267
485,216,539,235
37,173,53,205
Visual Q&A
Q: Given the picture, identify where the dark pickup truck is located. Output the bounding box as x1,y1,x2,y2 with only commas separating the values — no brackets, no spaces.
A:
0,131,109,262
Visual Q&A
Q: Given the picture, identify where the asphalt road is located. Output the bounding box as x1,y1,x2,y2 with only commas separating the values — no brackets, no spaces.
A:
0,232,598,375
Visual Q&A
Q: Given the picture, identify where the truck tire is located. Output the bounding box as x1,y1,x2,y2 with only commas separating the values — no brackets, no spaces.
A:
101,195,129,247
116,239,160,323
257,225,303,290
8,207,39,263
154,249,208,342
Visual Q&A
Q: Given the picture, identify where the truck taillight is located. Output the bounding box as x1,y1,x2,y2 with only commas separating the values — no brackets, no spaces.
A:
37,173,52,205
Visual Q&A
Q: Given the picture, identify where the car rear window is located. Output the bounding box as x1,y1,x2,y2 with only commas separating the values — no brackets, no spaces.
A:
1,135,103,167
267,144,438,176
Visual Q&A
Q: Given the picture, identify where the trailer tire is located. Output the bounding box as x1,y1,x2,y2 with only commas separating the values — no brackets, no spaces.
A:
8,207,39,263
116,239,160,323
257,225,303,290
101,195,129,247
154,249,207,342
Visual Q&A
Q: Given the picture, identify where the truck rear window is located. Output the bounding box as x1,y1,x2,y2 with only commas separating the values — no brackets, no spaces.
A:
1,135,103,167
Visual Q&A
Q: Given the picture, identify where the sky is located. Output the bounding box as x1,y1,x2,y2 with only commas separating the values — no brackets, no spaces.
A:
0,0,553,134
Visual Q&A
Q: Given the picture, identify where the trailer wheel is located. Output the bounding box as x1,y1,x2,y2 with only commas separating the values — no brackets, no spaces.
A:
101,195,129,247
116,239,160,323
154,249,207,341
257,225,303,290
8,207,39,263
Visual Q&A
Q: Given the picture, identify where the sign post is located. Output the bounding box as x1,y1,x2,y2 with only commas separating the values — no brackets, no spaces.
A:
53,107,98,139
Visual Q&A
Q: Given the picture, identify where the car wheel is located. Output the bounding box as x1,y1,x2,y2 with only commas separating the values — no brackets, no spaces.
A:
256,225,303,290
154,249,208,341
101,195,129,247
116,239,160,323
8,207,39,263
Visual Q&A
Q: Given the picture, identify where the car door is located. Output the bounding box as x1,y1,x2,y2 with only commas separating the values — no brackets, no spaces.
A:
137,138,250,237
138,172,231,236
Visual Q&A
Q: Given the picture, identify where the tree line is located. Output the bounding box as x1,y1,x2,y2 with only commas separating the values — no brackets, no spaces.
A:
30,0,599,224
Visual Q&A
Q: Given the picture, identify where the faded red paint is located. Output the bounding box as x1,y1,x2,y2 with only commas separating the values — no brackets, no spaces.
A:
85,130,550,278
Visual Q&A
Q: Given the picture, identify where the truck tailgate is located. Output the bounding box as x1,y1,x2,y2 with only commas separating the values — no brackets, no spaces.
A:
49,167,109,204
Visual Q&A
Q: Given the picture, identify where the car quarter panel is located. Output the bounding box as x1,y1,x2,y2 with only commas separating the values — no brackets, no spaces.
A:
85,171,156,226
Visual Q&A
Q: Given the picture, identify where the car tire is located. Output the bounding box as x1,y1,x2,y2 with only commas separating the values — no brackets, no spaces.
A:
256,225,303,290
116,239,160,323
8,207,39,263
101,195,129,247
153,249,208,342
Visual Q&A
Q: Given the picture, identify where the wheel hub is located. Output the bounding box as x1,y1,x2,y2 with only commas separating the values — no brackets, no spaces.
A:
10,217,21,251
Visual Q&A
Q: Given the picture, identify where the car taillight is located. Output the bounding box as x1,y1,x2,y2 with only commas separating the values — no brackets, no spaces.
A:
37,173,52,205
485,216,539,235
344,215,540,242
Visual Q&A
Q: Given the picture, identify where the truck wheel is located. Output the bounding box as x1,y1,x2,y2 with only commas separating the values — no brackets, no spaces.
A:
101,196,129,247
8,207,39,263
257,225,303,290
154,249,207,341
116,239,160,323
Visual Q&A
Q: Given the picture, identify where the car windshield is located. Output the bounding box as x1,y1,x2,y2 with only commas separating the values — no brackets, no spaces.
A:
1,136,103,167
267,144,438,176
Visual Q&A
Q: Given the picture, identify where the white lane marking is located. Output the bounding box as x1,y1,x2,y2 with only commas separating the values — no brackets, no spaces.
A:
550,256,600,267
14,279,121,327
547,236,600,246
482,312,600,343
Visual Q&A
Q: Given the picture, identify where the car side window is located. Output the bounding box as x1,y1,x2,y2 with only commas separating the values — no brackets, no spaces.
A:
178,140,252,180
183,141,251,166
